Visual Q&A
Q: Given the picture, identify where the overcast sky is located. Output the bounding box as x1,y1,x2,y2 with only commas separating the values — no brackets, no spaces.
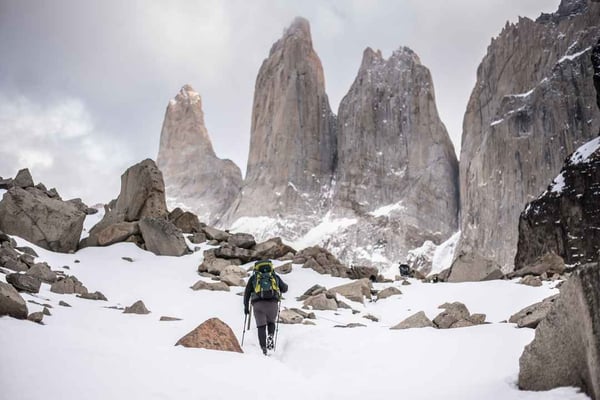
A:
0,0,559,204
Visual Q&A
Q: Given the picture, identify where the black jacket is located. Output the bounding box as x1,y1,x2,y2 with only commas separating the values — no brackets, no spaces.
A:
243,273,288,309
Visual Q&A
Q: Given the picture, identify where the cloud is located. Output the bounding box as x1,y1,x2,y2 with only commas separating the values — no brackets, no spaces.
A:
0,95,130,204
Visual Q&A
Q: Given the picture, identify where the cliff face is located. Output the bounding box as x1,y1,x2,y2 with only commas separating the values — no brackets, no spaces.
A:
330,47,459,266
224,17,337,223
454,0,600,275
157,85,242,224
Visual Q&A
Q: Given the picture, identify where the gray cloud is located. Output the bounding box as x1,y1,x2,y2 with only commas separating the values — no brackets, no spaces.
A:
0,0,559,204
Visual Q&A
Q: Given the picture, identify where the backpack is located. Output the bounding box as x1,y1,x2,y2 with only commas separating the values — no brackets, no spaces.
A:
253,260,280,300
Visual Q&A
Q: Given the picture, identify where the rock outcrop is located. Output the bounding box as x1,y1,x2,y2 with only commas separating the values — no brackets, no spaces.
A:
223,17,337,226
519,263,600,399
0,281,28,319
332,47,458,265
175,317,243,353
0,170,85,253
455,0,600,276
157,85,242,224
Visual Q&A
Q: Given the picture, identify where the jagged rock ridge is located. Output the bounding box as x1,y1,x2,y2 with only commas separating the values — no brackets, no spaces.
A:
157,85,242,225
454,0,600,275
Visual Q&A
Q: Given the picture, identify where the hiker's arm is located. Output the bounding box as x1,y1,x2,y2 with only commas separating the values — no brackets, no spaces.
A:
277,276,288,293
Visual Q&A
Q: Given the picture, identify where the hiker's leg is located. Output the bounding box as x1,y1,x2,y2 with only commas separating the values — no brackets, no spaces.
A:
252,302,268,327
267,322,275,336
257,324,267,349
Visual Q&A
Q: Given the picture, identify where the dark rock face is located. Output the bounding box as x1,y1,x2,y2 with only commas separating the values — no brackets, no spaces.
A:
157,85,242,225
515,137,600,269
224,17,337,221
0,186,85,253
456,1,600,273
519,263,600,399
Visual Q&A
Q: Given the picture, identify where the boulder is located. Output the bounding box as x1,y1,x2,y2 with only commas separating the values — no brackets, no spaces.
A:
139,217,189,257
391,311,435,330
190,280,230,292
0,281,28,319
254,237,296,260
295,246,351,278
188,232,207,244
175,317,243,353
274,263,292,274
377,286,402,300
349,265,379,281
168,208,201,233
96,222,140,246
58,300,71,307
296,284,327,301
50,276,88,295
160,316,182,321
433,302,472,329
328,278,372,304
221,265,247,278
123,300,150,314
227,233,256,249
519,263,600,399
213,244,257,263
6,273,41,293
15,246,38,257
303,293,337,311
511,253,566,278
78,291,108,301
0,187,85,253
279,309,305,324
510,295,559,329
198,253,240,275
447,252,504,282
202,226,230,242
219,273,245,287
13,168,34,188
27,311,44,324
519,276,542,287
468,313,487,325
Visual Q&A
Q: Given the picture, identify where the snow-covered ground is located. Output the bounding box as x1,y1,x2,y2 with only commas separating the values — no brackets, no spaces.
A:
0,226,590,400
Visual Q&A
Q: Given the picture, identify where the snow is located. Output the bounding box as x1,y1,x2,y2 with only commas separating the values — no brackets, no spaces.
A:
558,47,592,64
491,118,505,126
291,212,357,249
550,172,566,194
509,89,534,98
0,225,590,400
569,136,600,165
431,231,461,276
368,201,405,217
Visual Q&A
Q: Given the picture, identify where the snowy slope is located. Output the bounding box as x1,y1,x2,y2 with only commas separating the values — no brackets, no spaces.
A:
0,220,590,400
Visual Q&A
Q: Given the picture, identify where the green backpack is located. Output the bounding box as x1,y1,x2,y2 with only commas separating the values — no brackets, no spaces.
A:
253,260,280,300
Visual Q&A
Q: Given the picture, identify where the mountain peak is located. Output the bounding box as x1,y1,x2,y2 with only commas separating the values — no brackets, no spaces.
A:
170,84,201,106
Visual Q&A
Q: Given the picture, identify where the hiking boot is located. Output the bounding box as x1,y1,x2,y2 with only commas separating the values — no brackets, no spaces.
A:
261,346,268,356
266,334,274,350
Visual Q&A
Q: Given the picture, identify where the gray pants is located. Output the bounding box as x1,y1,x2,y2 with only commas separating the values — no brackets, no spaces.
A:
252,300,278,327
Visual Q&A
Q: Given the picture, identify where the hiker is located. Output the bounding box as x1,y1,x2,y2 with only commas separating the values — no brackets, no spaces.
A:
243,260,288,355
399,263,411,277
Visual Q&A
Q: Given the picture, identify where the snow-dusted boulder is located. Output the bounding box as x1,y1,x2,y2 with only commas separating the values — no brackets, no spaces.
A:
303,293,337,311
390,311,434,330
376,286,402,300
328,279,372,304
509,295,559,329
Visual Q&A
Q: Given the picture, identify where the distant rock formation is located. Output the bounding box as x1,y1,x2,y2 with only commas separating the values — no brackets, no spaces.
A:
0,169,85,253
157,85,242,225
223,17,337,224
331,46,458,266
454,0,600,276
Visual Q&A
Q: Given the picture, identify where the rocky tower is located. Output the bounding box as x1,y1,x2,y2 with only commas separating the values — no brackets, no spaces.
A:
224,17,337,223
157,85,242,224
334,47,458,238
453,0,600,275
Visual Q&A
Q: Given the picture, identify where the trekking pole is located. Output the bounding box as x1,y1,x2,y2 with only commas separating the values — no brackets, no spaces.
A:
274,300,281,351
241,313,248,346
247,304,252,331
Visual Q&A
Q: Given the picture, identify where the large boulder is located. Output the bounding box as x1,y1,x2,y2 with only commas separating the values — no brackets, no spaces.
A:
390,311,434,330
0,187,85,253
50,276,88,295
123,300,150,314
168,208,201,234
303,293,337,311
254,237,296,260
190,280,230,292
175,317,243,353
227,233,256,249
6,273,41,293
213,244,257,263
26,263,57,284
509,295,559,329
328,279,372,304
447,252,504,282
139,217,189,257
96,222,140,246
294,246,351,278
85,159,168,247
519,263,600,399
377,286,402,300
0,281,28,319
